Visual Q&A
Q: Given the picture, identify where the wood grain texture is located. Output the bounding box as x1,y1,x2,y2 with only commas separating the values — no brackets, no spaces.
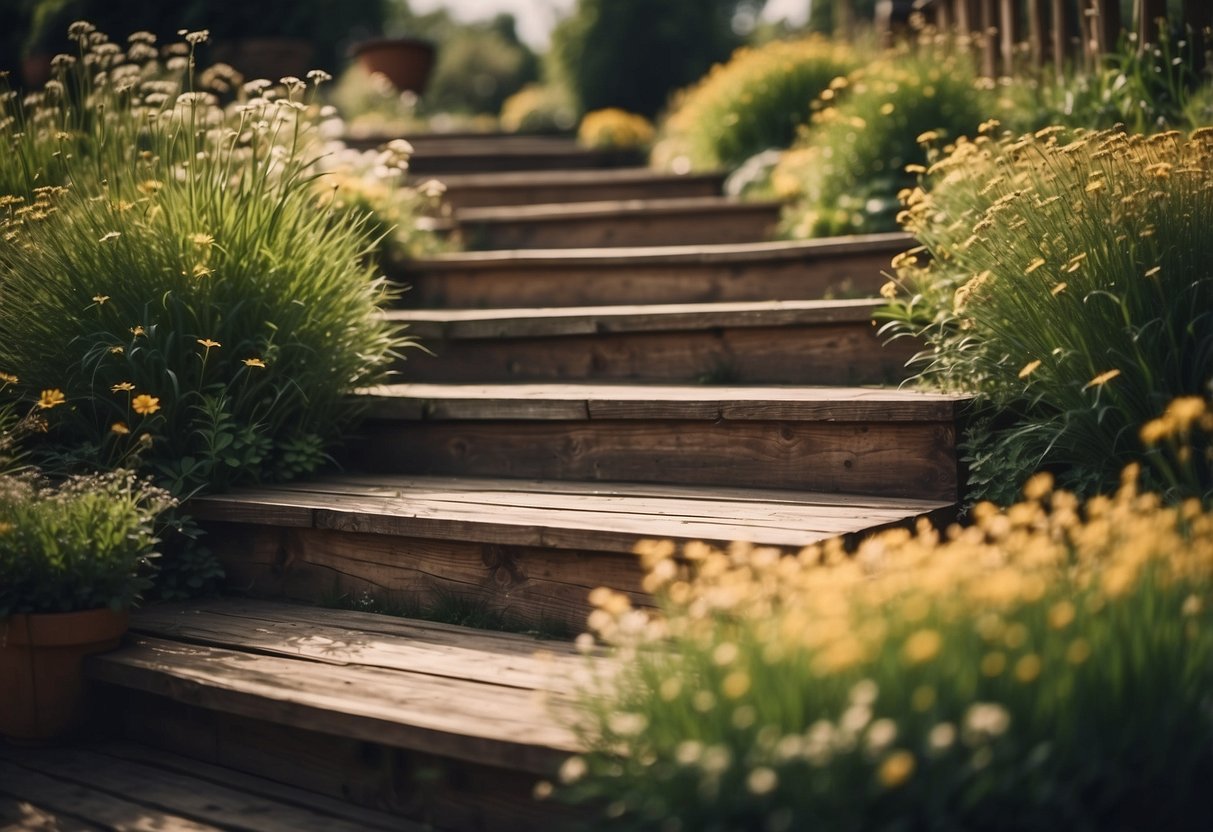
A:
0,745,411,832
87,635,582,776
459,198,782,250
115,694,585,832
434,168,724,210
345,418,960,500
400,235,911,307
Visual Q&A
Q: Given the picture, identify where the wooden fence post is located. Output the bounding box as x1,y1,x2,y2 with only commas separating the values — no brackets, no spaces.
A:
1137,0,1166,47
998,0,1018,75
835,0,855,39
980,0,998,76
1027,0,1049,71
1052,0,1072,77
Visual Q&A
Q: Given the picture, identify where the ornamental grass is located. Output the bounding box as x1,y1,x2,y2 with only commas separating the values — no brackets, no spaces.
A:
0,24,410,497
882,125,1213,503
653,36,857,172
560,465,1213,830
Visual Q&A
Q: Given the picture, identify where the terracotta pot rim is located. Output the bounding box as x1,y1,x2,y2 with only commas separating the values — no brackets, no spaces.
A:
351,37,436,56
2,608,129,648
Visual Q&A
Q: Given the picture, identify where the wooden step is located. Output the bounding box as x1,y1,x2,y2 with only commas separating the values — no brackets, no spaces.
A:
344,132,642,174
186,475,951,627
391,299,915,385
430,167,725,209
397,233,911,308
87,600,593,831
344,383,965,500
456,197,781,249
0,741,412,831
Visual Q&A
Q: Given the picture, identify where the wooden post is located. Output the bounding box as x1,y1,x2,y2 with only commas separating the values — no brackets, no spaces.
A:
980,0,998,76
936,0,953,31
835,0,855,39
1052,0,1071,77
1027,0,1048,71
1084,0,1121,59
1137,0,1166,47
999,0,1017,76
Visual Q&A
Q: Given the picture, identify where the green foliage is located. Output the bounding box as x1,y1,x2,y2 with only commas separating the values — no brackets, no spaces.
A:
577,109,655,151
654,37,857,172
499,83,577,134
776,36,993,237
0,469,175,615
560,473,1213,829
548,0,766,119
424,15,537,116
881,126,1213,503
1004,26,1213,134
0,26,409,499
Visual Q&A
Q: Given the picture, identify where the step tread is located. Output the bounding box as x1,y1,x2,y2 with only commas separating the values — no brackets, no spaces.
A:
388,298,884,339
457,196,781,223
187,474,948,550
359,382,966,422
411,232,912,268
0,740,413,831
429,167,725,188
87,601,586,775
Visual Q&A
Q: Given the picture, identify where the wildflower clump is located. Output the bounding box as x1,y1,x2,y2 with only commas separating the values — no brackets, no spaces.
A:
775,33,993,237
577,109,655,151
654,37,857,172
883,126,1213,502
0,26,410,497
561,468,1213,829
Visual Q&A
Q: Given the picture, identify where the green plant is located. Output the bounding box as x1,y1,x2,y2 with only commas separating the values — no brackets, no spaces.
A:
578,109,655,151
557,467,1213,829
0,469,175,616
654,36,857,172
882,125,1213,503
548,0,766,120
0,25,411,498
776,34,993,237
499,83,577,133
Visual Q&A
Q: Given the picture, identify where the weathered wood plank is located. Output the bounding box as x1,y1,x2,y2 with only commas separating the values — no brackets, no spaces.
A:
345,418,960,500
359,383,964,423
87,636,582,776
0,760,220,832
432,167,724,209
0,796,101,831
399,234,912,307
0,746,411,832
458,197,782,250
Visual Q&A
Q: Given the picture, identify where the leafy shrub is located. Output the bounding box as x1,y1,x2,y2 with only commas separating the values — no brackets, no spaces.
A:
559,466,1213,830
654,37,857,172
882,126,1213,503
548,0,763,120
499,83,577,133
775,36,993,237
422,14,538,116
577,109,655,151
0,25,408,497
0,469,175,615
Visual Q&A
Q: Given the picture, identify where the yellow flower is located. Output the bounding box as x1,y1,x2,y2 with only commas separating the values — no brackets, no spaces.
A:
0,372,17,384
1025,258,1047,275
130,326,145,337
1083,369,1121,389
92,294,110,304
111,382,135,392
37,388,66,409
1018,360,1042,379
243,357,266,368
197,338,221,349
189,232,214,247
877,750,916,788
131,394,160,415
902,629,942,665
1014,654,1042,683
111,421,130,435
109,346,124,355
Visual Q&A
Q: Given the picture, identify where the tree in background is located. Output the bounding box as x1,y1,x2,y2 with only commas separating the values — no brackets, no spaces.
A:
548,0,768,119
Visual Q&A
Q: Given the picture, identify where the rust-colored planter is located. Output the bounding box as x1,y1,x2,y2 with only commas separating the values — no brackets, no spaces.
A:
352,37,436,94
0,608,128,741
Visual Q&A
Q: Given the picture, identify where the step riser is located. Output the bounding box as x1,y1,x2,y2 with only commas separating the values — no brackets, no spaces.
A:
344,419,959,501
205,521,648,633
409,151,642,175
401,249,895,308
461,206,780,250
399,324,917,385
443,178,722,209
107,690,573,832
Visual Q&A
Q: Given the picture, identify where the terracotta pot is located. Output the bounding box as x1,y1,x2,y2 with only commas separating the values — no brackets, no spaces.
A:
210,37,315,84
352,37,436,94
0,608,128,741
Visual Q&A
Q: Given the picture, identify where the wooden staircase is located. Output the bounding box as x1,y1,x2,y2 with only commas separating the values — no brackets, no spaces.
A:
23,133,965,830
